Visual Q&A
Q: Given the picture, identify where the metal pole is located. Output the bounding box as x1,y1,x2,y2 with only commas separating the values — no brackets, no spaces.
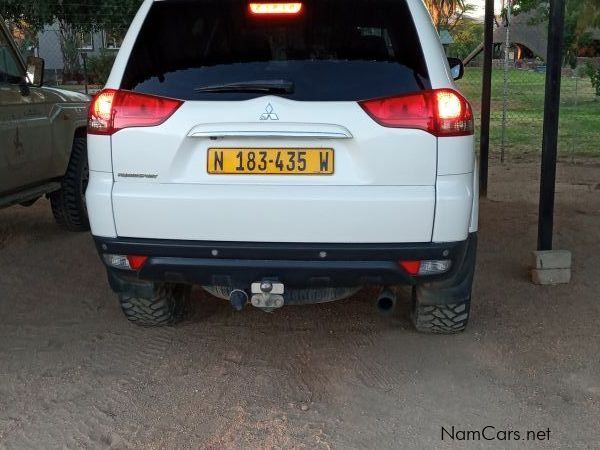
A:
500,0,512,163
571,76,578,164
479,0,494,197
537,0,566,251
81,52,89,95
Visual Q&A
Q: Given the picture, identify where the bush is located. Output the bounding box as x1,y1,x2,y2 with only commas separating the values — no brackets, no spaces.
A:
591,70,600,97
447,19,484,61
86,50,117,86
584,61,600,97
61,32,82,83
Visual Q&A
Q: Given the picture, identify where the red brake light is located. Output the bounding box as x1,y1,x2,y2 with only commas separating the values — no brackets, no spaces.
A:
399,260,421,276
249,2,303,14
88,89,183,136
126,255,148,271
359,89,473,137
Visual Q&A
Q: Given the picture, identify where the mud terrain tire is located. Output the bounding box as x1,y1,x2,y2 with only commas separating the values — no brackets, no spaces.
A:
411,300,471,334
119,284,192,326
50,137,90,231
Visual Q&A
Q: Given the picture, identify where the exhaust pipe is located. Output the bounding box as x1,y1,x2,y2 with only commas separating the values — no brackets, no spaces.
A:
376,288,397,315
229,289,248,311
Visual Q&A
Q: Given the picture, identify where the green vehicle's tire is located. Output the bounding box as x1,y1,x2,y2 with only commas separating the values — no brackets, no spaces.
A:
50,137,90,232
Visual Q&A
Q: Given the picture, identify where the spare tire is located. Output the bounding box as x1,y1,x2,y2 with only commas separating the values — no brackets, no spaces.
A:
202,285,361,305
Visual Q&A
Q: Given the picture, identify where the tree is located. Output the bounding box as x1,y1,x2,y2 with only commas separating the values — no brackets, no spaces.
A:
1,0,142,80
447,17,484,60
1,0,142,32
423,0,476,31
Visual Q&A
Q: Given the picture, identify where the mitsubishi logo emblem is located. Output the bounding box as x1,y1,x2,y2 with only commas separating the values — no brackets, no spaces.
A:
260,103,279,121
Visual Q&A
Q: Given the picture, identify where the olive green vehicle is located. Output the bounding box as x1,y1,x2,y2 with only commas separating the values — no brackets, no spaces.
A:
0,17,90,231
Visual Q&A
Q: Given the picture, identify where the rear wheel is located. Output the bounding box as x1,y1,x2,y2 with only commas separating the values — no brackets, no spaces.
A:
50,137,90,231
411,296,471,334
411,233,477,334
118,283,192,326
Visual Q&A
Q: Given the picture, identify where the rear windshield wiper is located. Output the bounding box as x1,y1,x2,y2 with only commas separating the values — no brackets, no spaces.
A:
195,80,294,94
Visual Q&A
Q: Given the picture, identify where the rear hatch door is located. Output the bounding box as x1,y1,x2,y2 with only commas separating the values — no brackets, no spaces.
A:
111,0,438,243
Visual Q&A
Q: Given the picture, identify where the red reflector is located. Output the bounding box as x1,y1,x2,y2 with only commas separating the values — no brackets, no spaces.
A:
399,260,421,276
88,89,183,136
249,2,303,14
127,255,148,271
359,89,474,137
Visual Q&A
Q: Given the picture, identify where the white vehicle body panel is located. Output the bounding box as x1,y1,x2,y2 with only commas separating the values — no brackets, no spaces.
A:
110,99,437,186
469,159,480,233
86,171,117,237
87,134,112,173
433,173,474,242
113,184,435,242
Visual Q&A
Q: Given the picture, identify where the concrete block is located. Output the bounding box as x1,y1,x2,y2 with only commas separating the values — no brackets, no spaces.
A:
530,268,571,285
531,250,572,270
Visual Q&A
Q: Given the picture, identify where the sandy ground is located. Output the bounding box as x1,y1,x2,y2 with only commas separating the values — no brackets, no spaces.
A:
0,162,599,449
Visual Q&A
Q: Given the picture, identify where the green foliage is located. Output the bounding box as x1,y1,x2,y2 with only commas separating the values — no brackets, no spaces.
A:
447,18,484,60
2,0,140,81
423,0,476,31
86,50,117,85
511,0,600,66
590,70,600,97
1,0,143,32
584,61,600,97
60,30,81,82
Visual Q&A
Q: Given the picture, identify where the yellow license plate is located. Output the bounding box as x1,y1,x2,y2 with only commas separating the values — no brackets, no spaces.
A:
207,148,334,175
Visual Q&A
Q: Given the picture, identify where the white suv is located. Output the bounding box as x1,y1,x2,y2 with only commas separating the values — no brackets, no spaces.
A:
87,0,479,333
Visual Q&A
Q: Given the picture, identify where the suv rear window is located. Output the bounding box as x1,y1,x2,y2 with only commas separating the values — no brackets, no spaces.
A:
122,0,430,101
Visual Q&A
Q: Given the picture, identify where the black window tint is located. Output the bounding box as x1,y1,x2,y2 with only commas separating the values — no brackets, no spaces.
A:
122,0,430,101
0,28,24,84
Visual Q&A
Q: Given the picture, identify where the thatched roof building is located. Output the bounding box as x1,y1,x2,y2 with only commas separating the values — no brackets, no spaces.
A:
494,10,600,60
493,11,548,59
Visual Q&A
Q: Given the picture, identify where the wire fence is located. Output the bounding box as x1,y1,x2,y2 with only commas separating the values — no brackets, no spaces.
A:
458,60,600,161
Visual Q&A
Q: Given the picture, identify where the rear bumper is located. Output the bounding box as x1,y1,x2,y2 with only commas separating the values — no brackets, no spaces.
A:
95,235,474,289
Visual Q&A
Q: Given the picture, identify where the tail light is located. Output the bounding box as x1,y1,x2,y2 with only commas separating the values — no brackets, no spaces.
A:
102,254,148,271
399,260,452,276
88,89,183,136
249,2,303,14
359,89,474,137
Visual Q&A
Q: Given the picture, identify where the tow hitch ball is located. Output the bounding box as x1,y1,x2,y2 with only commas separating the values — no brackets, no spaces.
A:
251,281,285,311
228,281,285,312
